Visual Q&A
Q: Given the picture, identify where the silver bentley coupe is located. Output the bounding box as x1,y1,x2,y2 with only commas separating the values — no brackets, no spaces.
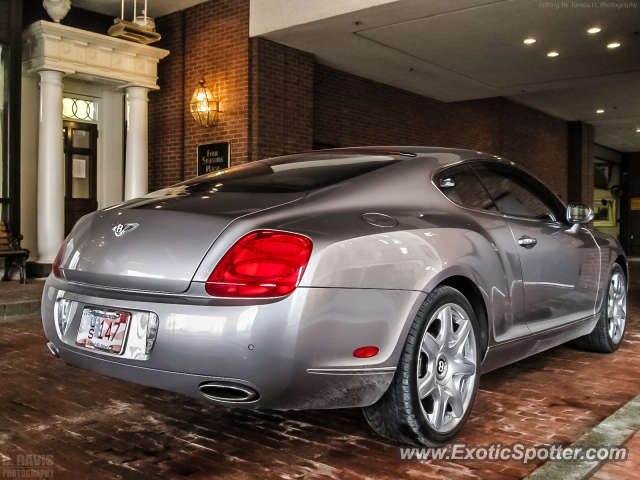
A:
42,147,627,445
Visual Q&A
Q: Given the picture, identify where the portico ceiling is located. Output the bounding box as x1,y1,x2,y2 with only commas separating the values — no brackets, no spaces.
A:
73,0,640,152
250,0,640,152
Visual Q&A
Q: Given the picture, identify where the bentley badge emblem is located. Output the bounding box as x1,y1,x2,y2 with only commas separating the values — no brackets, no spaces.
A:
111,223,139,237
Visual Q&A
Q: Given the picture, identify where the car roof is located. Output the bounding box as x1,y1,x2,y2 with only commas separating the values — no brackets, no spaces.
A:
310,146,509,166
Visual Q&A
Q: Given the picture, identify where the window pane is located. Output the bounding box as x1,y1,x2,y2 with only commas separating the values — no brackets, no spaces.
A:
72,129,91,149
473,164,556,220
435,165,496,212
63,97,97,122
179,153,403,193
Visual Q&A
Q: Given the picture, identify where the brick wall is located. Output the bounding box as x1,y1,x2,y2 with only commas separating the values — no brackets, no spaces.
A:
182,0,251,177
148,11,185,192
149,0,251,191
249,38,314,161
313,64,569,200
567,121,595,206
501,100,569,200
149,4,573,202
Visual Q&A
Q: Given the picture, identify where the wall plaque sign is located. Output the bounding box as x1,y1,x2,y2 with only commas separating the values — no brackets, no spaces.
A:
631,198,640,211
197,142,230,176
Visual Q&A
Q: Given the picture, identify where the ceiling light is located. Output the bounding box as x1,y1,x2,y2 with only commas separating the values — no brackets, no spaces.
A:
596,109,604,113
524,38,536,44
588,27,601,34
607,42,620,49
547,51,559,57
636,128,640,133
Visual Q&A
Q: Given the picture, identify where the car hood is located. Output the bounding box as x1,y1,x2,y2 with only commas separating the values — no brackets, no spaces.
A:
59,191,307,293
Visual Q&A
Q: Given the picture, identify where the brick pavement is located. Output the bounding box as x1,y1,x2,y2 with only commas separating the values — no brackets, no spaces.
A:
0,283,639,479
591,430,640,480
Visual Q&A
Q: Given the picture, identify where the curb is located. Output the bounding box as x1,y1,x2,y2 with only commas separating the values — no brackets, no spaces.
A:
525,393,640,480
0,300,42,320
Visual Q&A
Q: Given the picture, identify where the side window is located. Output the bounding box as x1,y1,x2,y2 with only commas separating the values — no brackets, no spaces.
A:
435,165,497,212
472,163,559,221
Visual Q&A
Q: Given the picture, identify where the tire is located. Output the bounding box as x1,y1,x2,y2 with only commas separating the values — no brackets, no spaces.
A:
574,264,627,353
363,286,481,445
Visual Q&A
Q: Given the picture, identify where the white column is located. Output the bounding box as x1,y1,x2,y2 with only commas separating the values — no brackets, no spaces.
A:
124,86,149,200
97,89,124,209
37,70,65,264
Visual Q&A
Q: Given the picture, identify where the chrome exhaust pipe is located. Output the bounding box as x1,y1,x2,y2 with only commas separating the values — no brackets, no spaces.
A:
47,342,60,358
199,382,259,403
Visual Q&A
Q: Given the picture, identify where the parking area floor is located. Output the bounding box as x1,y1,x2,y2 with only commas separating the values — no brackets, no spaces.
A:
0,276,639,479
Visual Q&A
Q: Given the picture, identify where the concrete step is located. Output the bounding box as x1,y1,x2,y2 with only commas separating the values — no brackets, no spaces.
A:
0,279,45,321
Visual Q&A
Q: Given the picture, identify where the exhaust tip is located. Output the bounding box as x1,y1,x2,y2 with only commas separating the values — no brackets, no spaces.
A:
199,382,259,403
47,342,60,358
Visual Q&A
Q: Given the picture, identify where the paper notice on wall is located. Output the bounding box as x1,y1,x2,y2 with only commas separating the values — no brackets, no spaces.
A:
631,198,640,211
72,158,86,179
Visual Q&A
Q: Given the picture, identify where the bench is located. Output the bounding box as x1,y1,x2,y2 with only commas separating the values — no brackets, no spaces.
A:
0,221,29,284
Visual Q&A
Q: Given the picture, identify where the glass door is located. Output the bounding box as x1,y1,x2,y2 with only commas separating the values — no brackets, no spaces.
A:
64,121,98,236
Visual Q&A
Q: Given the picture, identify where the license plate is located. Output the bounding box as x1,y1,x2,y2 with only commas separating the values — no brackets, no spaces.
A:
76,308,130,355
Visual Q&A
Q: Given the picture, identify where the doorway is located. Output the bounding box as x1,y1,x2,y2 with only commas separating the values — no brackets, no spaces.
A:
63,121,98,236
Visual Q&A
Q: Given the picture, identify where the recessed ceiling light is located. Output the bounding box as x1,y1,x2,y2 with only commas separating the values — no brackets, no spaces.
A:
547,51,559,57
636,128,640,133
588,27,601,34
524,38,536,44
607,42,620,49
596,109,605,113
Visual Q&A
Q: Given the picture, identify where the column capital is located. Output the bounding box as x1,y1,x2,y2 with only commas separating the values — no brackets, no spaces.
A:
126,86,150,99
38,69,65,85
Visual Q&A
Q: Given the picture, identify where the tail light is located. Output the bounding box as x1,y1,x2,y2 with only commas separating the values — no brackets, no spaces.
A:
206,230,313,298
52,241,66,278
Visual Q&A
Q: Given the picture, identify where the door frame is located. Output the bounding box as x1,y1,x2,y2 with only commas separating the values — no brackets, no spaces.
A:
63,121,98,236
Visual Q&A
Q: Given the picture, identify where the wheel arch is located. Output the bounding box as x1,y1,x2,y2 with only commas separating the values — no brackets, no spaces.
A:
436,275,490,361
614,255,628,283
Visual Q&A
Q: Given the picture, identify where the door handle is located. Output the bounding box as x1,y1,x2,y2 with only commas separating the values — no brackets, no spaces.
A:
517,236,537,248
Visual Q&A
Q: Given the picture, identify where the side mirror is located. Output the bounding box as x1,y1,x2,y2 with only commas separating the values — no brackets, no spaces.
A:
567,203,594,224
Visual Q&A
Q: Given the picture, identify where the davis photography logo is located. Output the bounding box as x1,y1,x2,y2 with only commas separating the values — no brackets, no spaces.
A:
111,223,139,237
2,454,55,478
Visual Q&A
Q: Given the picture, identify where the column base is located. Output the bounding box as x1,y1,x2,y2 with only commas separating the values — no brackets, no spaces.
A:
27,262,52,278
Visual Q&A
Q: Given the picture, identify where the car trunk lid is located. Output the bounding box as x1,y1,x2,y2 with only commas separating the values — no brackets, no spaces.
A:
60,191,306,293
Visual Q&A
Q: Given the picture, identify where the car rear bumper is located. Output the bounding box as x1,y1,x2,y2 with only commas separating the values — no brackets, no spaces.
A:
42,275,425,410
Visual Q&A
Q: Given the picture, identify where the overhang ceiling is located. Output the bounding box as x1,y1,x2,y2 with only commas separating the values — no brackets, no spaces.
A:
71,0,640,152
251,0,640,152
71,0,209,19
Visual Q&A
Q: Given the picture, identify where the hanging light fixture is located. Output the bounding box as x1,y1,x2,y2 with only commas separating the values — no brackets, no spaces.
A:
190,78,220,127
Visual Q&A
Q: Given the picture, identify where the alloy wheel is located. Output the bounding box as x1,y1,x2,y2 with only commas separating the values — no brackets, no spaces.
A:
607,272,626,344
417,303,477,433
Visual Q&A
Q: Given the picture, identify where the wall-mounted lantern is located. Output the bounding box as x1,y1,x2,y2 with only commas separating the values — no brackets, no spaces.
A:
190,79,221,128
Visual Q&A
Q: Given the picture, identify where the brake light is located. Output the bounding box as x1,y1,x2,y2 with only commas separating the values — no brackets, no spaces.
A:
52,241,66,278
205,231,313,298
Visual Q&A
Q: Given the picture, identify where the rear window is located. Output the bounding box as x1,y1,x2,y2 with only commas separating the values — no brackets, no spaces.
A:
178,153,403,193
